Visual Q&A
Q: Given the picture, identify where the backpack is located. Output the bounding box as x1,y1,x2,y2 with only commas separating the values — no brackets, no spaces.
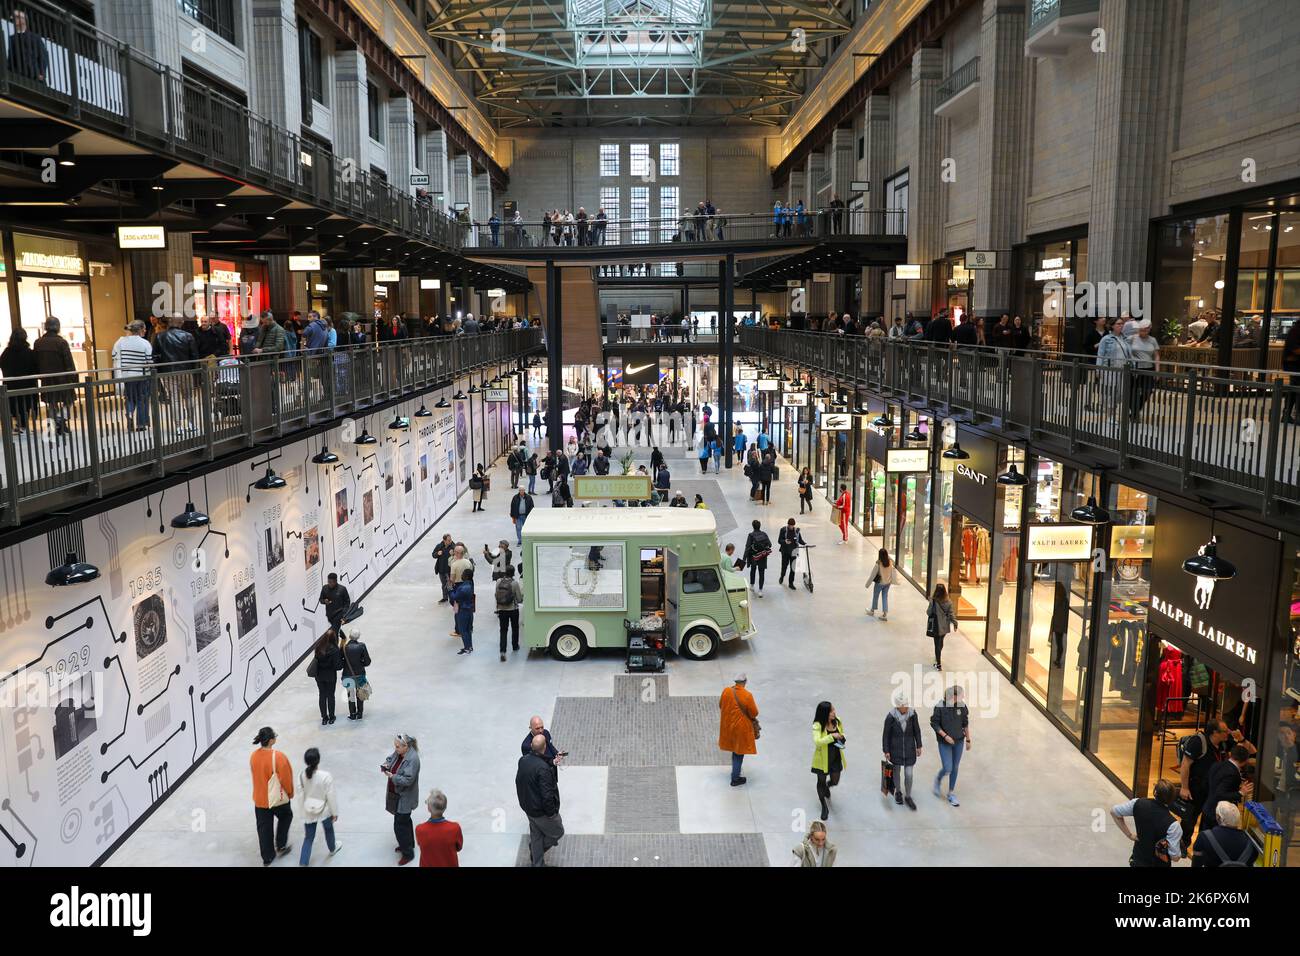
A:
1176,732,1207,766
750,531,772,560
1200,829,1253,867
495,576,515,607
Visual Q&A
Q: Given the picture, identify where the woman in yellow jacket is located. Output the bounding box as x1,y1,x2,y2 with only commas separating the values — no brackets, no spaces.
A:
812,701,846,821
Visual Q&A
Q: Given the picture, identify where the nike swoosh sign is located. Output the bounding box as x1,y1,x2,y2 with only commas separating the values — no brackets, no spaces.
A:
625,363,654,375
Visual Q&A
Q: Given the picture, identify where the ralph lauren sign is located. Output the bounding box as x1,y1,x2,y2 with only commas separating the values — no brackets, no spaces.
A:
1148,501,1279,683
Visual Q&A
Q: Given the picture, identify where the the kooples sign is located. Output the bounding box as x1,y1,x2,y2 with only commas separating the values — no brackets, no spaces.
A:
951,429,998,527
1148,500,1280,683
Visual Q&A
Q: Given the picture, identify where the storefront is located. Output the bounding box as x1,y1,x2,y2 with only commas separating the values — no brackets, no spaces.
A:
192,257,269,344
1013,229,1089,353
856,397,892,537
935,429,1000,651
1151,188,1299,370
2,230,130,372
882,407,935,592
935,251,973,325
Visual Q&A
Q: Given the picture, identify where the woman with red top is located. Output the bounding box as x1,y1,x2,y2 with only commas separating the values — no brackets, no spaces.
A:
416,789,464,867
382,734,422,865
832,483,851,544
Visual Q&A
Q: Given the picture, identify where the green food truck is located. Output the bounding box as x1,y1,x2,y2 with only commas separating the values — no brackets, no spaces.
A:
520,508,754,661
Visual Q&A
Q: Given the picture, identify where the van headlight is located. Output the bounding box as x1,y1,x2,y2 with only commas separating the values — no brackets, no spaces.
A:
738,599,749,609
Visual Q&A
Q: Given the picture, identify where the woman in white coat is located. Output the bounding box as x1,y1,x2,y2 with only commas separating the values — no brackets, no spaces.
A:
297,747,340,865
866,548,899,621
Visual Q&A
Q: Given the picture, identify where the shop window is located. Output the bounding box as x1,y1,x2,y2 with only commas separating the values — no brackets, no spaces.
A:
1262,545,1300,865
1087,484,1156,791
682,568,720,593
986,446,1024,674
1152,213,1230,352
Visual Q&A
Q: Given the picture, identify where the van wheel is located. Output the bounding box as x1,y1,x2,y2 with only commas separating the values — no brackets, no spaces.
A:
680,627,718,661
549,627,589,662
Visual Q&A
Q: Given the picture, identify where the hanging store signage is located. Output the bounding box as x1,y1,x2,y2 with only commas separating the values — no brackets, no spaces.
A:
782,391,809,407
895,264,922,280
813,272,831,283
574,475,652,501
1034,268,1071,281
420,278,441,290
755,378,779,392
484,388,509,403
410,173,430,187
951,429,997,528
210,269,242,285
1147,501,1277,682
965,250,996,270
314,283,329,292
1026,524,1094,562
886,448,930,473
1041,257,1065,269
786,279,803,288
738,367,758,380
374,269,400,283
849,180,870,192
621,359,661,386
1110,524,1155,560
819,412,851,431
116,225,166,249
289,255,321,272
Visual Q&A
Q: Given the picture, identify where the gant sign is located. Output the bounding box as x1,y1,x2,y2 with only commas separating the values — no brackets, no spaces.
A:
1149,593,1257,667
955,463,987,485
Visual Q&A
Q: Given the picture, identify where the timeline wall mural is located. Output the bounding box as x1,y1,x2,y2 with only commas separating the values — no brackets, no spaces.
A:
0,378,504,867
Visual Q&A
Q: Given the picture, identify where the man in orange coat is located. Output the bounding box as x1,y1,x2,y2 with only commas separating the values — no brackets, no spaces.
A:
719,674,759,786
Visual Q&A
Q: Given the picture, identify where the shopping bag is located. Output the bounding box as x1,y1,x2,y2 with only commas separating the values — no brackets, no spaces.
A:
830,505,843,527
880,759,894,796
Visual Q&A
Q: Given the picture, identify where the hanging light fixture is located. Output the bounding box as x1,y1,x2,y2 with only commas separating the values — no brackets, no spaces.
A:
453,389,468,400
388,414,410,431
414,404,433,417
941,443,970,461
1182,534,1237,581
354,429,377,445
905,425,927,443
46,551,100,587
778,369,790,382
253,467,287,491
996,464,1028,486
468,382,482,395
814,388,830,400
872,411,893,428
312,447,340,465
434,396,451,408
1069,495,1111,526
57,142,76,167
171,501,210,528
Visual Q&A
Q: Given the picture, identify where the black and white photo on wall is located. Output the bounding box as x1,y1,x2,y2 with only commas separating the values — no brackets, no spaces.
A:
235,583,259,639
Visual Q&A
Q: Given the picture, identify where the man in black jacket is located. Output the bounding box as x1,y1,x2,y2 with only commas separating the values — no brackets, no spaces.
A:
318,572,351,630
34,317,76,434
516,735,564,866
195,314,231,359
510,487,534,546
1192,801,1259,867
432,533,454,604
593,449,610,476
777,518,806,590
8,10,48,82
153,315,200,428
1199,745,1254,834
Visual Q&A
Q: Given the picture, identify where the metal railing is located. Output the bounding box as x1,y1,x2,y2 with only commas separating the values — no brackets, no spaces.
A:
738,328,1300,518
602,323,720,345
462,208,905,250
1029,0,1061,30
177,0,236,46
0,0,463,251
935,56,979,107
0,329,543,527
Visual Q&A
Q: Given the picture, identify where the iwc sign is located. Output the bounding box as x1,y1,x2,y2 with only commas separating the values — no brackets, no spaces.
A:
1148,501,1279,682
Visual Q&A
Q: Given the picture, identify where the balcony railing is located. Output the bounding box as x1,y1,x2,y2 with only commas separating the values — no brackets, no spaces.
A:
0,329,543,528
738,328,1300,519
1029,0,1062,31
0,0,463,251
178,0,236,46
463,208,906,251
935,56,979,111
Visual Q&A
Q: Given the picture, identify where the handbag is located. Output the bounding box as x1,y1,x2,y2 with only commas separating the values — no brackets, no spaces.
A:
343,643,373,701
266,750,289,807
880,759,895,795
732,687,761,740
830,505,842,527
306,656,319,678
301,773,327,815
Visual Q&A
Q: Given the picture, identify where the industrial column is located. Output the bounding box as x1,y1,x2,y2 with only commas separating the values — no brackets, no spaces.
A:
720,254,735,468
545,259,563,453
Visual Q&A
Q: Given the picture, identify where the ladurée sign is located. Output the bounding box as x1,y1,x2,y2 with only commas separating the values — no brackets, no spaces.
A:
1148,500,1278,682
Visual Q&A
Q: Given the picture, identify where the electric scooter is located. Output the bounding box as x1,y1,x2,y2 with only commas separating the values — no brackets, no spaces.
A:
801,543,817,593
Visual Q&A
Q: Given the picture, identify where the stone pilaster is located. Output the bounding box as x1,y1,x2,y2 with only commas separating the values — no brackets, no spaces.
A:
452,153,472,210
424,128,451,209
249,0,301,132
473,167,493,223
905,47,945,315
130,232,195,323
333,48,370,175
264,255,310,316
386,95,416,195
98,0,183,71
860,93,894,319
972,0,1029,318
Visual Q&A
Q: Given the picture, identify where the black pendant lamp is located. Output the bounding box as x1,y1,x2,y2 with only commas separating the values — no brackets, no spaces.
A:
872,411,893,428
941,443,970,461
312,447,340,465
453,389,468,400
468,382,482,395
997,464,1028,486
414,404,433,418
905,425,927,443
354,428,377,445
171,501,210,528
434,395,451,409
254,467,287,491
47,551,100,586
388,414,410,431
1182,534,1237,580
1070,495,1110,526
814,388,830,400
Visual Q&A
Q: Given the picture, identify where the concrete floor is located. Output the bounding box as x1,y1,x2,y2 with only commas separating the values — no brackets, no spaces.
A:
107,435,1133,867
